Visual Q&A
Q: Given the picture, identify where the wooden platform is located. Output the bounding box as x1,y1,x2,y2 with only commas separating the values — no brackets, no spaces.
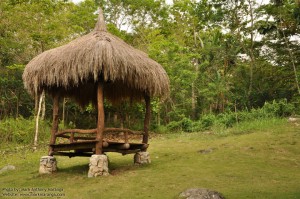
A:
50,140,148,157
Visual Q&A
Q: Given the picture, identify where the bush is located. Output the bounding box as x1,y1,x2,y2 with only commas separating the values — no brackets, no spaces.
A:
166,120,182,132
166,117,202,132
200,114,216,130
153,125,168,134
191,121,203,132
262,99,295,117
216,112,237,127
0,117,51,145
291,96,300,114
181,118,193,132
164,99,295,133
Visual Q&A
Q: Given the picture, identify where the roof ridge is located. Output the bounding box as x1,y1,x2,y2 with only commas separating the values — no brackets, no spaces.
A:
94,7,107,32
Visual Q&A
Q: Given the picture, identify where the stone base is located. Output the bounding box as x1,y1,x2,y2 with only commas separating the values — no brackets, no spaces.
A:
88,155,109,177
39,156,57,174
134,152,151,164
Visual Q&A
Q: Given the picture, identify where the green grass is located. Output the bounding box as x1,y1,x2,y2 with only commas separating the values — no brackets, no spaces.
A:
1,119,300,199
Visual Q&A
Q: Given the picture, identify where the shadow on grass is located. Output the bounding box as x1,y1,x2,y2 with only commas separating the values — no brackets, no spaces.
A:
55,161,143,176
109,163,140,176
57,164,89,175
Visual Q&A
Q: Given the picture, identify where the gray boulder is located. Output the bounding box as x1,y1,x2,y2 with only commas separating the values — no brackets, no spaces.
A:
179,188,225,199
0,165,16,174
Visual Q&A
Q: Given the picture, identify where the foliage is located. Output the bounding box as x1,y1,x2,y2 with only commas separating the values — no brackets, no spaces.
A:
0,117,50,145
0,65,33,119
263,99,295,117
200,114,216,130
166,117,201,132
0,0,299,131
165,99,296,133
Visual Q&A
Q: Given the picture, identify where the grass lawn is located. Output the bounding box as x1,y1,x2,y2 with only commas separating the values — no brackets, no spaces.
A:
1,119,300,199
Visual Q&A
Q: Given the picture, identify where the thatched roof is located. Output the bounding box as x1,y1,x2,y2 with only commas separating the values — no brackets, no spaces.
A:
22,8,169,106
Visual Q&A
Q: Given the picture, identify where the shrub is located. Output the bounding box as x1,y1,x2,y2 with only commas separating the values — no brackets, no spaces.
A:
0,117,51,145
166,117,202,132
191,121,203,132
181,118,193,132
277,99,295,117
164,99,295,133
200,114,216,130
153,125,168,134
216,112,237,127
167,120,182,132
262,99,295,117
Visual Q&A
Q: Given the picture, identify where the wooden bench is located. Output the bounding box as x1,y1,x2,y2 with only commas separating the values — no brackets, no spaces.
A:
49,128,148,157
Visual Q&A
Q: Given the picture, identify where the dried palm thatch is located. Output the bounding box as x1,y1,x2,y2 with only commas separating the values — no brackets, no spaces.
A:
22,8,169,106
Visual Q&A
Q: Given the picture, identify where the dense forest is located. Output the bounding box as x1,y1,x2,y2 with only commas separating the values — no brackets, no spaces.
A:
0,0,299,133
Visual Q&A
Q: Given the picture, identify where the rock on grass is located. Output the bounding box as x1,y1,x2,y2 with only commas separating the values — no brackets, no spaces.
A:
179,188,225,199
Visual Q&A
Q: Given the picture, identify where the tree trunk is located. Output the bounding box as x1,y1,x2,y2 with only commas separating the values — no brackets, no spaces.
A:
247,0,255,101
281,30,300,95
157,103,161,126
33,92,43,151
113,113,118,125
191,82,196,119
107,112,111,125
191,29,200,119
41,91,45,120
234,100,238,123
143,95,151,145
34,93,38,115
16,93,19,118
62,97,66,126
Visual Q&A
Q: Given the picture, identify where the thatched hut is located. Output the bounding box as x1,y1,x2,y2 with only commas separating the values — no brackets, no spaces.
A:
23,8,169,175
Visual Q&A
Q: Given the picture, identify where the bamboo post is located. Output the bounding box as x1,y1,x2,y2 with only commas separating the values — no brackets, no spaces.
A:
48,93,59,156
96,81,105,155
143,95,151,145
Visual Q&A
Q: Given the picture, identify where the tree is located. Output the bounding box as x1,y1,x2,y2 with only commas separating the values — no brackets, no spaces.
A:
258,0,300,98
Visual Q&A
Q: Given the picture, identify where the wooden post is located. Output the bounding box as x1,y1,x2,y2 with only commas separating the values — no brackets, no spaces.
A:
70,132,74,143
143,95,151,145
96,81,105,155
124,132,128,143
48,93,59,156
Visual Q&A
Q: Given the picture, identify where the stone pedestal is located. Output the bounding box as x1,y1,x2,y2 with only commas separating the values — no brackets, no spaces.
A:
134,152,151,164
88,154,109,177
39,156,57,174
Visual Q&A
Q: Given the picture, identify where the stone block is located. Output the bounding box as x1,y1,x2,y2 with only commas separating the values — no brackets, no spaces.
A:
134,152,151,164
39,156,57,174
88,154,109,177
